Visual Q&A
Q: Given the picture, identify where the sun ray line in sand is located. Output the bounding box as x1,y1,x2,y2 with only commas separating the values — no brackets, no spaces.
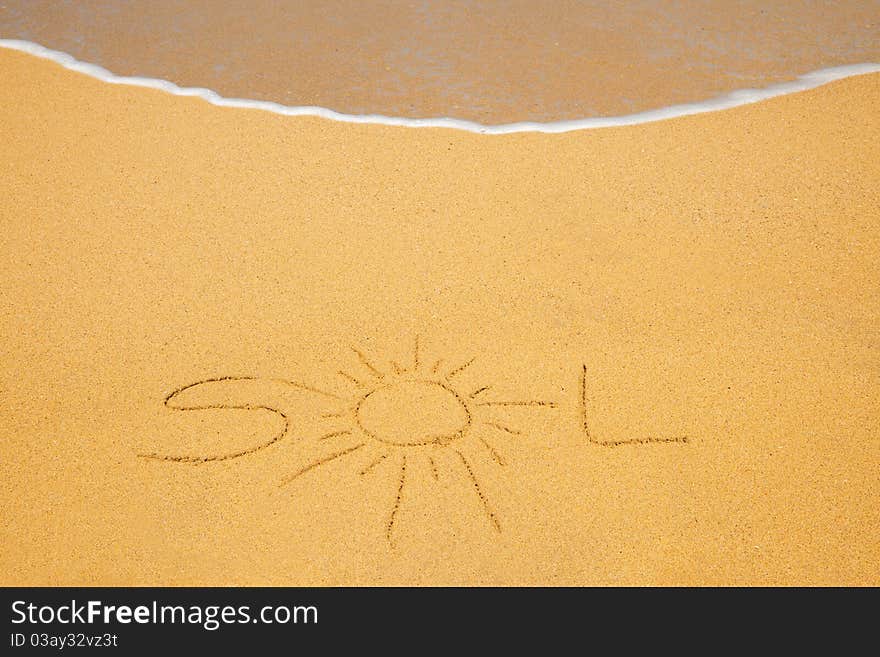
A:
580,364,689,447
445,357,475,380
359,453,388,476
391,361,405,374
318,429,352,442
477,400,557,408
279,443,366,487
485,421,522,436
352,347,385,379
469,385,491,398
413,335,421,371
428,455,439,481
386,455,407,542
337,370,366,387
453,449,501,532
321,410,350,419
476,436,507,466
431,359,443,374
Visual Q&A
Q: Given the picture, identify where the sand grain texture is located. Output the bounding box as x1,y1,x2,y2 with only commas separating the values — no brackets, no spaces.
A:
0,48,878,585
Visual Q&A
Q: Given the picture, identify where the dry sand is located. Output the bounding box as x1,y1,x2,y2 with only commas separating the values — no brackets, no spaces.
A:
2,0,879,123
0,46,878,585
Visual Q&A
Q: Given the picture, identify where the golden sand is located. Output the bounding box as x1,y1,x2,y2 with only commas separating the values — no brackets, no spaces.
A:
0,47,878,585
3,0,879,122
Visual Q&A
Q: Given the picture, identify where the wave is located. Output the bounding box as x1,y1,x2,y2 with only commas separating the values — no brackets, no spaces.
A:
2,38,879,134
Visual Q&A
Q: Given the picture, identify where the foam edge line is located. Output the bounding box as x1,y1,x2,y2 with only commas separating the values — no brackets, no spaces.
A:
2,38,879,134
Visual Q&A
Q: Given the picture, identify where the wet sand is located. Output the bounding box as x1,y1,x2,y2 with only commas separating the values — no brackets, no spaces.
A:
2,0,879,123
0,47,878,585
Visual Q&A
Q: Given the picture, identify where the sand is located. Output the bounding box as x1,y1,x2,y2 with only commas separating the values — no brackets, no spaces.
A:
0,46,878,585
2,1,880,123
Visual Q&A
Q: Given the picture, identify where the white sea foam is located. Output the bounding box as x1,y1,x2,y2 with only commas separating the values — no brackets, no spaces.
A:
2,38,879,134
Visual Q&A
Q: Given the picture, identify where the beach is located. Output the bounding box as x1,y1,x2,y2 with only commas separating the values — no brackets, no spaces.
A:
0,33,878,585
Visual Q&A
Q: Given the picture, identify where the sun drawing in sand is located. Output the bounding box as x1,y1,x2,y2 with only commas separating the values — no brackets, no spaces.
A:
140,337,557,541
281,337,557,539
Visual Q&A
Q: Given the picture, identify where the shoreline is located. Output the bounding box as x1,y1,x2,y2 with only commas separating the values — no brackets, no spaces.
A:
3,38,880,134
4,0,879,124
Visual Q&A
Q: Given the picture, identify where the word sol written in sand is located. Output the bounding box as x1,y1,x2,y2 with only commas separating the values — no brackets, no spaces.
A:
139,337,689,543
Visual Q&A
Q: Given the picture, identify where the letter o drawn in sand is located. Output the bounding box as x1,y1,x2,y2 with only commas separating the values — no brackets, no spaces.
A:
356,380,472,447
